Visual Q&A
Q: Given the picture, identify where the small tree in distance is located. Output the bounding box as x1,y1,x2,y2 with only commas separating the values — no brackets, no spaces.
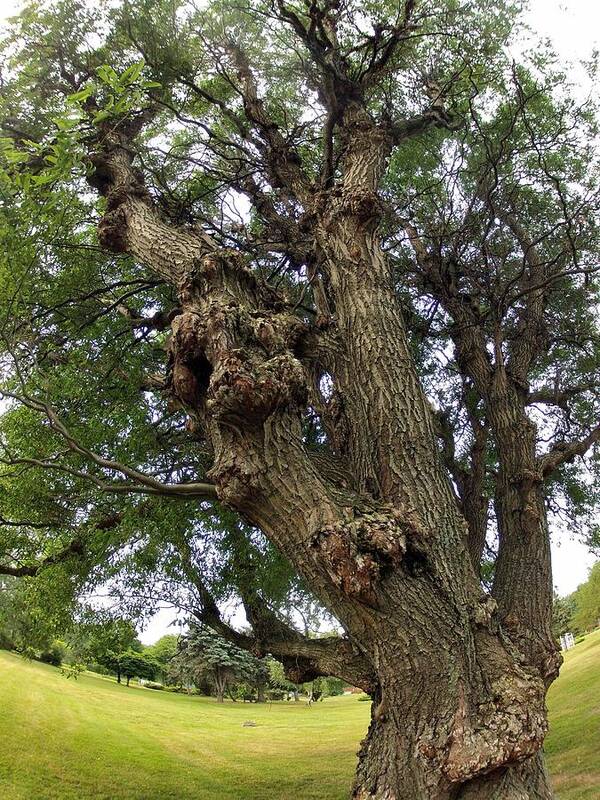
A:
118,650,159,687
170,626,268,702
66,618,142,682
144,634,179,682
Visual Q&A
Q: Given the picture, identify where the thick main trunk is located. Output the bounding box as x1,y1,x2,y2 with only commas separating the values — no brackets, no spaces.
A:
455,754,553,800
207,419,549,796
90,118,555,800
355,713,554,800
343,566,548,800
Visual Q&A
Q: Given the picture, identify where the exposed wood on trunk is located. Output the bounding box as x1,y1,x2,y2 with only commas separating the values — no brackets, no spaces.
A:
84,110,555,798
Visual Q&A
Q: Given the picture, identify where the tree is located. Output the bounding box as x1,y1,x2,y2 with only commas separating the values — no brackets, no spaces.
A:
118,649,159,686
551,593,577,639
0,575,67,653
66,617,142,682
0,0,599,796
267,657,300,701
144,634,178,680
572,562,600,633
170,626,268,702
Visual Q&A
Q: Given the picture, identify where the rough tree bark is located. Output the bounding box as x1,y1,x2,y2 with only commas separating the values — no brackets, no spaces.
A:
84,102,555,798
404,200,562,691
4,1,598,794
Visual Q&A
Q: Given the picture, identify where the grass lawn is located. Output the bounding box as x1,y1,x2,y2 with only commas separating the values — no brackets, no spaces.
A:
545,628,600,799
0,629,598,799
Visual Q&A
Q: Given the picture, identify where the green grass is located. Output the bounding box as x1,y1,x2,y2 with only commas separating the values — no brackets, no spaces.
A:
0,652,369,800
545,628,600,799
0,629,598,799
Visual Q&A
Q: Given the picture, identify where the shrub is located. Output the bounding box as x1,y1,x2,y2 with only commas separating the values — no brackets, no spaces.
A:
163,685,199,694
60,663,86,680
87,663,110,675
39,640,66,667
143,681,164,690
40,650,61,666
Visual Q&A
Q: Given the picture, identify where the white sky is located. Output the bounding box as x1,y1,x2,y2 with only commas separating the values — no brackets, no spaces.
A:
0,0,597,641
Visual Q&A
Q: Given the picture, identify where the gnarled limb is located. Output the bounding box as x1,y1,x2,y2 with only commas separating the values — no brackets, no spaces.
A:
539,422,600,477
175,535,375,690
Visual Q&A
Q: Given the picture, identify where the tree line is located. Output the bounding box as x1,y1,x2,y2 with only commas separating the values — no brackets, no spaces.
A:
553,562,600,639
0,588,344,701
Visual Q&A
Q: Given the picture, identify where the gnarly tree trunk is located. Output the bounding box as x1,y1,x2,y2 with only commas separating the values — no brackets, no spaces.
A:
488,372,559,685
87,111,555,798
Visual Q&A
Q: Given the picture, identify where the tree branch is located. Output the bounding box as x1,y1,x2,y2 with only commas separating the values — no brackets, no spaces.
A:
0,389,217,500
539,423,600,478
176,536,375,690
0,507,130,578
527,381,599,409
0,538,85,577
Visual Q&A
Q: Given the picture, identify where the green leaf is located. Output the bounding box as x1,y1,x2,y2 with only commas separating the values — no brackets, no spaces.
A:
96,64,119,88
68,88,93,103
121,61,145,86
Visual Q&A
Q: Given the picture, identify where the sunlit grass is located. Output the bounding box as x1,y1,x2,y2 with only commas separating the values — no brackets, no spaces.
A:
0,629,597,799
545,627,600,799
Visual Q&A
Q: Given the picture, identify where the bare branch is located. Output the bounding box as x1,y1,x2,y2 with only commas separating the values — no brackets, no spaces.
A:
539,423,600,478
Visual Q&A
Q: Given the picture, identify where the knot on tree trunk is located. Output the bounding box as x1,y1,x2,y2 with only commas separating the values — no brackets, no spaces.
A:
310,509,417,607
471,595,498,629
97,203,130,253
443,668,547,783
168,305,309,426
312,186,384,230
353,629,550,799
500,611,562,687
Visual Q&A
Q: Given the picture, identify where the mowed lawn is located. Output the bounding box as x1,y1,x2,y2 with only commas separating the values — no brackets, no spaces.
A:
0,652,369,800
0,629,598,800
546,628,600,799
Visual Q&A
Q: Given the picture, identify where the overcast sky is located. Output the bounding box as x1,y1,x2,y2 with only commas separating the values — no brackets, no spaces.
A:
0,0,597,642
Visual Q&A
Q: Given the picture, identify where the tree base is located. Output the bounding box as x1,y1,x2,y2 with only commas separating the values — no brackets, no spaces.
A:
457,754,554,800
353,753,553,800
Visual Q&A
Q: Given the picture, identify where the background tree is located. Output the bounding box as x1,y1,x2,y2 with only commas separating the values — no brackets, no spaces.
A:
170,625,269,702
551,594,577,640
0,575,69,654
0,0,599,797
118,649,159,686
144,633,178,681
66,617,142,681
267,657,300,701
572,563,600,633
